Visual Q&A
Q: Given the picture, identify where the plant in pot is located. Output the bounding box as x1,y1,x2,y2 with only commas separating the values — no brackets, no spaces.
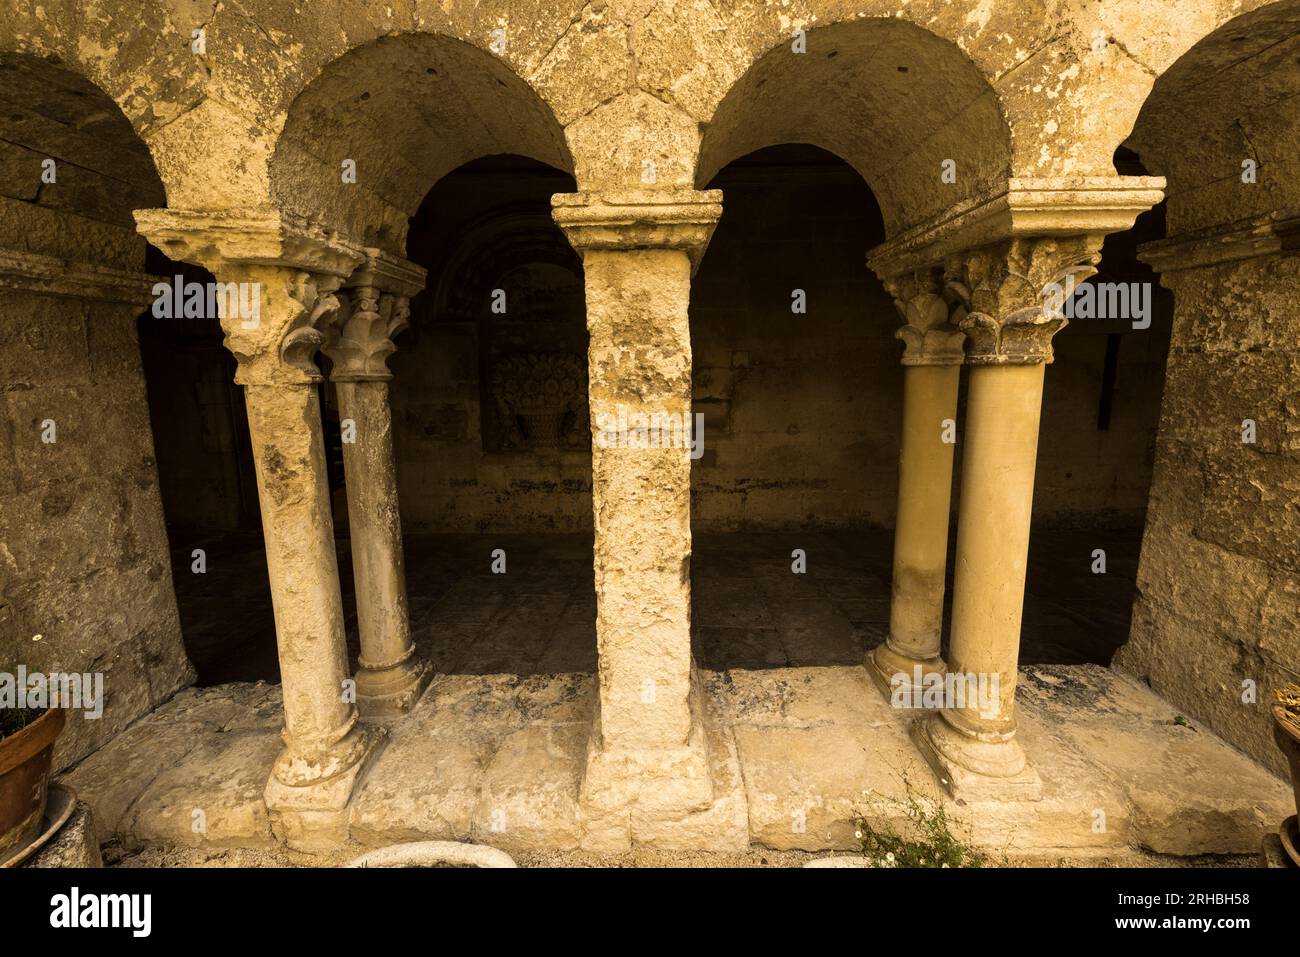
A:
1275,684,1300,811
492,353,585,449
1273,682,1300,866
0,700,65,865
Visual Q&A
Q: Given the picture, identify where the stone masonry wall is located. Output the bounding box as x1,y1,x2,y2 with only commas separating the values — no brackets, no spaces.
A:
0,279,193,771
1115,254,1300,776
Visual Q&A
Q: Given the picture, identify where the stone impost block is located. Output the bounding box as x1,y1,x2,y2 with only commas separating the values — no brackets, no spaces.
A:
552,188,723,272
868,176,1165,279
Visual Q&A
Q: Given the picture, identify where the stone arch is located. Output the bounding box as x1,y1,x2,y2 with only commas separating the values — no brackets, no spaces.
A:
430,204,582,324
695,18,1013,237
1123,0,1300,235
268,33,574,252
0,52,166,265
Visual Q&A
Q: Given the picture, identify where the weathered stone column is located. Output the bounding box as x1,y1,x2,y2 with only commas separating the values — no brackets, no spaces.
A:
323,251,430,716
553,189,743,851
135,210,376,846
866,268,965,699
911,236,1103,800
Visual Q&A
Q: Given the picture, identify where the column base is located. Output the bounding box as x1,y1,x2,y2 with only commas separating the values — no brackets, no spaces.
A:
356,652,432,718
265,723,384,852
578,682,748,853
910,713,1042,803
866,641,946,705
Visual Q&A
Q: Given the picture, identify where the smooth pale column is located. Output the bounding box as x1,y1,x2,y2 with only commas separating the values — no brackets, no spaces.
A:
912,237,1101,801
553,189,734,851
867,274,964,699
326,285,430,715
220,265,374,803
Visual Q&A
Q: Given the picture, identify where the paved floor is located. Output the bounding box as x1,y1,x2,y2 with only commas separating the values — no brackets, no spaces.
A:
63,663,1292,860
170,526,1143,686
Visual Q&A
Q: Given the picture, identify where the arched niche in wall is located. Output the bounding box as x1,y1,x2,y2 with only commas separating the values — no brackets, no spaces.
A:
409,156,587,456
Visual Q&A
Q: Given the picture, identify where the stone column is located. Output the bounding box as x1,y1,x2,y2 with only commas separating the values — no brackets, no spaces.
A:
134,210,376,847
911,236,1103,801
323,251,430,716
553,189,743,851
866,268,965,699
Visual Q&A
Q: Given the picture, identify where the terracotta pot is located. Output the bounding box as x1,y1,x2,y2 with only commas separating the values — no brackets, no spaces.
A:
1274,705,1300,821
0,707,65,865
517,410,566,448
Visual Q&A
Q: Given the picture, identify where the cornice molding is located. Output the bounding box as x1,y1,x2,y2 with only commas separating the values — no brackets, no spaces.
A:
552,189,723,273
869,176,1165,281
133,207,366,279
0,248,158,306
1138,211,1300,274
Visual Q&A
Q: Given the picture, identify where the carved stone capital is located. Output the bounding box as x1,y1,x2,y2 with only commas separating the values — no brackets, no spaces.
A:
134,207,365,278
217,265,346,387
881,267,967,367
132,208,366,387
552,189,723,273
868,176,1165,279
945,236,1103,365
322,249,424,381
323,288,410,382
348,248,426,299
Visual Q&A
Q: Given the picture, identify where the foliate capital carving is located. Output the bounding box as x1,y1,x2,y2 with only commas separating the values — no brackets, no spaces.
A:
217,265,345,387
133,207,367,388
323,288,411,381
881,268,967,367
944,236,1103,365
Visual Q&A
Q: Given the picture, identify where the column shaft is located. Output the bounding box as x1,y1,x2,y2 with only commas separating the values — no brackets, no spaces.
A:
946,362,1044,742
243,381,366,778
871,363,960,691
335,377,427,713
553,188,740,852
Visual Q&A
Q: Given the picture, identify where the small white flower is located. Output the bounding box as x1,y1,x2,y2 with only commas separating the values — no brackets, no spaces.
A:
854,830,862,839
885,852,894,863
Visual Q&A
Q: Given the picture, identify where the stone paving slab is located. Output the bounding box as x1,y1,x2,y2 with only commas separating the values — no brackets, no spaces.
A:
1017,665,1290,855
723,664,1289,856
350,673,592,848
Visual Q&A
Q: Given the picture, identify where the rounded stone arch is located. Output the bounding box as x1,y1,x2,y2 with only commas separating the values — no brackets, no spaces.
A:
694,17,1013,237
430,204,583,324
0,51,167,266
1123,0,1300,235
268,32,574,253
